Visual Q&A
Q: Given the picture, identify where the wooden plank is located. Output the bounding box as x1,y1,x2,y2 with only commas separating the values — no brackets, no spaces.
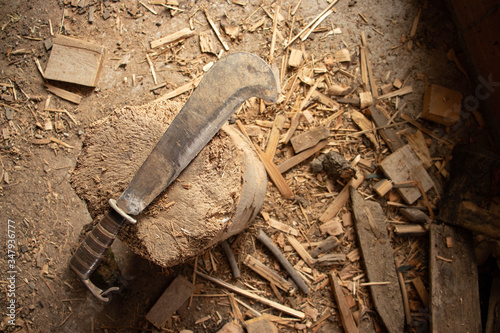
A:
150,28,195,48
146,275,195,328
44,35,104,87
430,223,482,332
196,271,305,319
350,187,404,333
368,105,404,152
243,254,292,291
277,140,328,173
290,126,330,153
319,169,364,222
379,145,434,204
328,273,358,333
45,84,82,104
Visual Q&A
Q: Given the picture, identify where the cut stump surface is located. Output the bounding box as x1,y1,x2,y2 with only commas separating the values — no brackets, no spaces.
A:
71,100,267,268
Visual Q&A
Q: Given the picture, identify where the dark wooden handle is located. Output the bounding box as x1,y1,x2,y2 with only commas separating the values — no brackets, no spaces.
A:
69,209,126,282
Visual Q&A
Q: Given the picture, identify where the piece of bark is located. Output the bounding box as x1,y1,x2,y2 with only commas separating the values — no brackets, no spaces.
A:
379,145,434,204
199,30,219,55
329,273,358,333
368,105,405,152
277,140,328,174
256,229,309,294
326,84,350,96
310,150,355,181
243,254,292,291
350,187,404,333
430,223,482,332
311,236,339,258
196,271,305,319
290,126,330,153
146,275,195,328
151,28,195,48
44,35,104,87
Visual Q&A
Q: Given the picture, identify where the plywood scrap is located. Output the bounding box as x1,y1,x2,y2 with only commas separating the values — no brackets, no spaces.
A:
290,126,330,153
196,271,305,319
45,84,82,104
379,144,434,204
329,273,358,333
350,187,404,333
146,275,195,328
243,254,292,291
430,223,482,332
150,28,195,48
421,84,463,126
44,35,104,87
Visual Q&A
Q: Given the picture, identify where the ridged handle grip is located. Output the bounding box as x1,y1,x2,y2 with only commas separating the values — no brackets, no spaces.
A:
69,209,126,301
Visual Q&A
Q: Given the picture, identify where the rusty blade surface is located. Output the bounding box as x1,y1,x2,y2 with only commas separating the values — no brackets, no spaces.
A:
117,52,278,215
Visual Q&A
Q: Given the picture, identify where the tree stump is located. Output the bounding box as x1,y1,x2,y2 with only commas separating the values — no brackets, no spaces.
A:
71,100,267,268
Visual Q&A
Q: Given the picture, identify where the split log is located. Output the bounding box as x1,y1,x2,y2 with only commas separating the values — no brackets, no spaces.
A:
71,100,267,268
350,187,404,333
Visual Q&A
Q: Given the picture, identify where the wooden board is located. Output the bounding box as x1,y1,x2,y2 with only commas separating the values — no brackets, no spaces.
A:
368,106,404,152
350,187,404,333
430,223,482,332
146,275,195,328
44,35,104,87
379,144,434,204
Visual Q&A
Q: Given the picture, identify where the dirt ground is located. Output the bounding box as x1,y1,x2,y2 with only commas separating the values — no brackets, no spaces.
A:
0,0,485,332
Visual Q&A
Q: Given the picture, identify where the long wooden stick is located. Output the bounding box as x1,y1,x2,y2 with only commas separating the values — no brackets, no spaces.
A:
196,270,305,319
256,229,309,294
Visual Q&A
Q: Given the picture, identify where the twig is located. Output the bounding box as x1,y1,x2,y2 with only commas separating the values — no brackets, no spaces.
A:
269,2,280,63
221,240,241,279
204,10,229,51
256,229,309,294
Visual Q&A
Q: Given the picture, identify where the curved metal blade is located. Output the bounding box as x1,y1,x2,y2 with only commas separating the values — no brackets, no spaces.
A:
117,52,278,215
